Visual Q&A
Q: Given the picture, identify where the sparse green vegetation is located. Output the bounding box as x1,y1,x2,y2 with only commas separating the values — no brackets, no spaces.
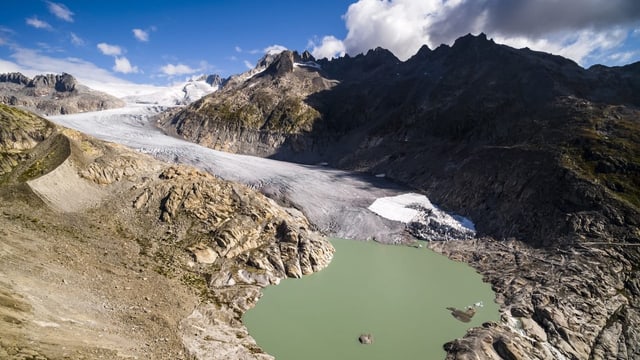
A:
561,105,640,210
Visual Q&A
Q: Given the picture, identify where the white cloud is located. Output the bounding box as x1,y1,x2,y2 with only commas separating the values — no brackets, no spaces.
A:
341,0,440,60
0,59,23,73
47,2,74,22
0,47,175,97
97,43,122,56
243,60,253,69
26,17,52,30
133,28,149,42
70,32,84,46
495,27,629,65
0,27,14,46
314,0,640,65
113,57,139,74
235,46,242,52
160,63,196,76
608,51,638,64
310,36,346,59
264,44,287,55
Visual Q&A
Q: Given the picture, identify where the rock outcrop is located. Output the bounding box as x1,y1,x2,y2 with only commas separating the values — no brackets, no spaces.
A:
0,72,124,115
158,50,336,158
0,104,333,359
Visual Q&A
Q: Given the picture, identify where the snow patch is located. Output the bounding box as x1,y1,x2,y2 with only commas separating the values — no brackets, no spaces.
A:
368,193,476,241
122,79,217,106
368,193,429,223
294,61,322,70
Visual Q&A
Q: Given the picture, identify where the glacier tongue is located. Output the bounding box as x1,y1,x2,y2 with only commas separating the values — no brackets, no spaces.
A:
48,105,475,243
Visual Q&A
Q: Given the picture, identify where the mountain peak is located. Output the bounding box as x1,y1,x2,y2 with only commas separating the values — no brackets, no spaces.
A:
26,73,77,93
263,50,296,76
0,72,30,86
452,32,493,49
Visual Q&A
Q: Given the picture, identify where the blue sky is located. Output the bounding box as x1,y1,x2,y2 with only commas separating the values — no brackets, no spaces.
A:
1,1,640,95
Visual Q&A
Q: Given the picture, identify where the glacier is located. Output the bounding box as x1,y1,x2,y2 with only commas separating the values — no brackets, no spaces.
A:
48,104,475,243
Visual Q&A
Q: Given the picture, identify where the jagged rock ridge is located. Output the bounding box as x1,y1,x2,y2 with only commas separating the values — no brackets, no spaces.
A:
0,72,124,115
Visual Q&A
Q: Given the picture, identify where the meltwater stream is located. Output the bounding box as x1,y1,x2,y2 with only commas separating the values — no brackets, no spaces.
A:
48,105,499,358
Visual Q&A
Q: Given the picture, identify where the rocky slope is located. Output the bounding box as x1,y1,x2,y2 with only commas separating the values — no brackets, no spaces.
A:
160,34,640,359
0,72,124,115
0,103,333,359
159,50,337,156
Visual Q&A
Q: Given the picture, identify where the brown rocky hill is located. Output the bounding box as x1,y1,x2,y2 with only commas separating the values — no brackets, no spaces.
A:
0,103,333,359
0,72,124,115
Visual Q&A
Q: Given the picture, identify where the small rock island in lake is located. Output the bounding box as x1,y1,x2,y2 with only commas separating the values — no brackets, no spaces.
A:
358,333,374,344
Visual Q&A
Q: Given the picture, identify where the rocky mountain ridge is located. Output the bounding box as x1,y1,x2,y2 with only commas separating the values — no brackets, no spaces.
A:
0,103,333,359
0,72,124,115
161,34,640,247
160,33,640,359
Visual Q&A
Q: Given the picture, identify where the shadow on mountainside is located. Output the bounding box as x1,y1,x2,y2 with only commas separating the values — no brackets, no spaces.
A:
274,33,640,247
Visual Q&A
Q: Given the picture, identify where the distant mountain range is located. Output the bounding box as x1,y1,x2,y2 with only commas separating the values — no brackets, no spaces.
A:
122,74,226,106
160,33,640,248
0,72,124,115
0,72,228,113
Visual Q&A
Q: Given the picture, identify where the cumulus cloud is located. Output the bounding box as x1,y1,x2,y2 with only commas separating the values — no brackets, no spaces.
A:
3,47,125,85
264,44,287,55
70,32,84,46
314,0,640,65
160,63,196,76
97,43,122,56
47,2,74,22
0,47,168,97
310,35,346,59
133,28,149,42
113,56,139,74
26,17,52,30
608,51,638,64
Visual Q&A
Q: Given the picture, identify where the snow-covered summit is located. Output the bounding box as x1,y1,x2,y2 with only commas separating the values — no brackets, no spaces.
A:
122,75,224,106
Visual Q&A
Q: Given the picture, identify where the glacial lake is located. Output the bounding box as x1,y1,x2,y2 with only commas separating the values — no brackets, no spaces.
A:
243,238,499,359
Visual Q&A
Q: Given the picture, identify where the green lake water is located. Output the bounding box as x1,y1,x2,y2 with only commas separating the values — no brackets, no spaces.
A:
243,238,499,360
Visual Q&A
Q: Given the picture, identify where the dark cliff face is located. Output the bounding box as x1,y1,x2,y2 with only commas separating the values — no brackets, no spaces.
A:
163,33,640,248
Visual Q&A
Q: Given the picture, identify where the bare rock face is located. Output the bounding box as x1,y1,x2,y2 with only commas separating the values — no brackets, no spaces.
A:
0,105,334,359
159,50,336,158
0,72,124,115
429,238,640,360
0,72,29,85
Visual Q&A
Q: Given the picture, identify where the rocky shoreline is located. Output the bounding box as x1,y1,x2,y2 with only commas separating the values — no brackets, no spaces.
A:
429,238,639,359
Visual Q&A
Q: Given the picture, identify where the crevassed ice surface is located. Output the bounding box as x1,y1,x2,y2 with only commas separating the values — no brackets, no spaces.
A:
48,105,470,243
